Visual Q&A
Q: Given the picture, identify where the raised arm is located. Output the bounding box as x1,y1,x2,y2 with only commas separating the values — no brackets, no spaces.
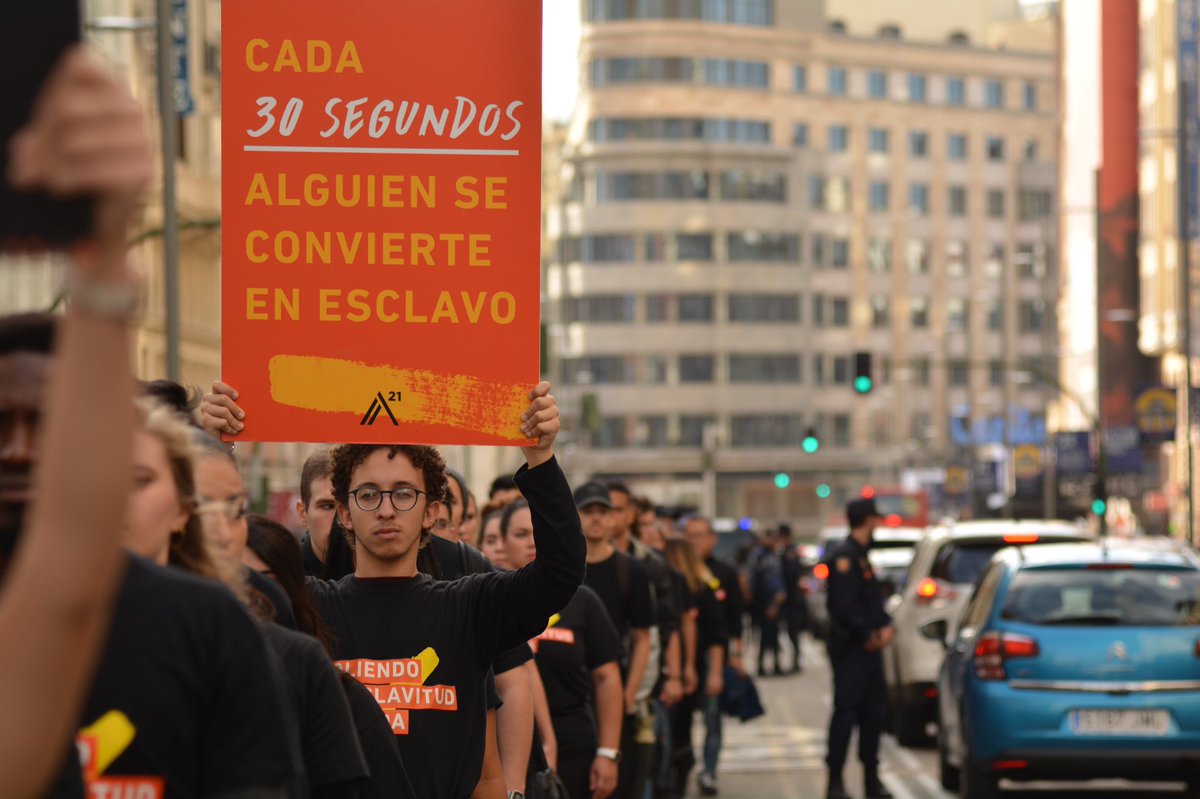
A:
0,48,150,797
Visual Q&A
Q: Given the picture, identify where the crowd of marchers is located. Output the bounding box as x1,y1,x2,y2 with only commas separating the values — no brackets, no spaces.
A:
0,46,811,799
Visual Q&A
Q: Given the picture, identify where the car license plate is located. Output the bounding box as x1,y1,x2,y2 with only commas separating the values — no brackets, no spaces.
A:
1070,709,1170,736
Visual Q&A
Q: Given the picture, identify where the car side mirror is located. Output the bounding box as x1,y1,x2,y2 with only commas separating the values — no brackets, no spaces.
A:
920,619,948,647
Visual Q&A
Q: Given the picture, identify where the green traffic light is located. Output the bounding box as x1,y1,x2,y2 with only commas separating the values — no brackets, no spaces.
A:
774,473,790,490
802,436,820,454
1091,499,1107,516
816,483,832,499
854,376,873,394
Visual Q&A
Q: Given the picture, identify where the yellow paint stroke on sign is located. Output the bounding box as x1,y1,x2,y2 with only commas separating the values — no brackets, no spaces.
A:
268,354,531,439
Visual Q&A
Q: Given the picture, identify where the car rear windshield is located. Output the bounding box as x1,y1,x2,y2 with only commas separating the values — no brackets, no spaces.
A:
931,544,1005,585
1000,569,1200,627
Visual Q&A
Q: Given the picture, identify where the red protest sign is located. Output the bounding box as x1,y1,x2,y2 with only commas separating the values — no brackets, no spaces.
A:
221,0,541,445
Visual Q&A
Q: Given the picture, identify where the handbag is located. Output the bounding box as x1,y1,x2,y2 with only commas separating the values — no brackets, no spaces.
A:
527,734,569,799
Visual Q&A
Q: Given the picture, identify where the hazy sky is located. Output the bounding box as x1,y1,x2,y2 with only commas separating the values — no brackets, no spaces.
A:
543,0,582,121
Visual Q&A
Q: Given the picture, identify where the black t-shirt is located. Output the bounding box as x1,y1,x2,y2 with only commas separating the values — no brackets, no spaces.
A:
259,623,368,792
301,530,324,578
582,551,655,647
308,458,585,799
705,556,745,642
341,675,417,799
532,585,622,758
689,585,729,667
248,565,298,629
60,556,297,798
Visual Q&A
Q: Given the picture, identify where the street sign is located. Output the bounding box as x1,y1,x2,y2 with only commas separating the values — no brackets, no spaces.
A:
1104,426,1143,475
170,0,194,115
1054,431,1093,476
1135,385,1176,442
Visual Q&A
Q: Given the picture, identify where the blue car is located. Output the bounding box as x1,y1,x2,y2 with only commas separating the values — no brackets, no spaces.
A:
936,541,1200,798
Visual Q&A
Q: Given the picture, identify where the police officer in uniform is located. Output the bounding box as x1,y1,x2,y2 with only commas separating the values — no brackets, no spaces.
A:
824,499,894,799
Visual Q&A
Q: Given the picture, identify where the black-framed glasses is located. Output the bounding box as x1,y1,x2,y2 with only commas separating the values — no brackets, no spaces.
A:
349,486,425,513
196,494,250,522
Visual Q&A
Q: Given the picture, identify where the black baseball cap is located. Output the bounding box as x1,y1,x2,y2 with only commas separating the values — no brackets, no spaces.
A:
573,481,614,510
846,498,882,528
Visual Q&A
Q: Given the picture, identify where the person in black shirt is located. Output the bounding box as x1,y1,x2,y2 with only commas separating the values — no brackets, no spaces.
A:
248,515,416,799
307,383,584,799
663,540,726,798
504,500,623,799
777,525,808,673
294,449,339,578
573,481,655,799
824,499,895,799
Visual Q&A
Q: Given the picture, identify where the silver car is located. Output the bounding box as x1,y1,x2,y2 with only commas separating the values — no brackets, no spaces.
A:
883,520,1093,747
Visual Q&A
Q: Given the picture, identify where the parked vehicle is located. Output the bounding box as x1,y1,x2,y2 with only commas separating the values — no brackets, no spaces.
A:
884,520,1091,746
937,541,1200,798
806,526,924,641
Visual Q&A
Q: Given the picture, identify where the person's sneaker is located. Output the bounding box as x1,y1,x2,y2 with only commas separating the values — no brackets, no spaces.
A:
825,777,851,799
698,772,718,796
864,773,894,799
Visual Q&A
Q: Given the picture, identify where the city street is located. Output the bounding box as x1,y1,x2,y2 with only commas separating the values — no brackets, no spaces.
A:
686,636,1191,798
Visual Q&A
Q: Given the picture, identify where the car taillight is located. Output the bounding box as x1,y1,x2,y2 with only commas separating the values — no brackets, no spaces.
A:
914,578,957,604
813,563,830,580
974,632,1039,680
1003,534,1040,544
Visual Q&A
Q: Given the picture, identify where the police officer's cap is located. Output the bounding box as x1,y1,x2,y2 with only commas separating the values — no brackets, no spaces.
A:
846,498,882,528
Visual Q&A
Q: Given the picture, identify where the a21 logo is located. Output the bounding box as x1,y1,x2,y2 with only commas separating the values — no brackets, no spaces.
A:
361,391,400,426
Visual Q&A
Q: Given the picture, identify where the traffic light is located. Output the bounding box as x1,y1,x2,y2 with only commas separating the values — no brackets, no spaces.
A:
774,472,790,489
853,351,873,394
1091,498,1107,516
802,427,820,454
816,483,832,499
1091,475,1107,517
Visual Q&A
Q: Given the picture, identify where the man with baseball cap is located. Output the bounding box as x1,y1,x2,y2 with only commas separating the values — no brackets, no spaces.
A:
575,481,656,798
823,498,894,799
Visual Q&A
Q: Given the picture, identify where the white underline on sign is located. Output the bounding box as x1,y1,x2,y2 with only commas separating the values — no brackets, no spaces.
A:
242,144,520,156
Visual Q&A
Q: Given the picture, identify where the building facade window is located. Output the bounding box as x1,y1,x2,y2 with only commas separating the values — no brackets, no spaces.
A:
679,354,715,383
645,294,670,322
828,66,847,96
985,79,1005,109
828,125,849,152
676,233,715,261
810,234,825,267
986,299,1003,331
946,239,969,278
868,127,889,153
596,171,710,201
679,415,715,447
871,295,890,328
567,295,636,323
948,133,968,161
794,65,808,91
868,70,888,98
949,185,968,216
720,171,787,202
986,136,1005,161
587,0,774,25
1023,81,1037,110
906,238,930,275
832,355,851,384
589,117,770,143
793,123,809,147
833,413,851,446
984,243,1005,278
989,360,1004,388
910,296,929,328
1016,242,1050,279
727,232,800,262
730,415,803,448
949,359,969,386
727,294,800,322
908,73,928,102
558,234,637,264
809,176,851,212
636,415,669,448
728,355,802,383
702,58,770,87
563,356,634,384
909,131,929,158
869,181,890,212
868,237,891,272
831,237,850,268
912,358,931,387
814,354,826,384
812,294,825,327
831,298,850,327
908,183,930,216
947,76,966,106
593,417,628,449
1018,189,1053,221
987,188,1006,219
1019,298,1046,333
947,298,968,331
677,294,715,322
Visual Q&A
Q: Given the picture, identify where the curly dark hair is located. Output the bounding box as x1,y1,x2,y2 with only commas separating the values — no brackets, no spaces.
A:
329,445,449,550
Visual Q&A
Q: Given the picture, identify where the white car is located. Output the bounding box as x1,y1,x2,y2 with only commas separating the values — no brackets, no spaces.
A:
807,526,924,640
883,519,1093,747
